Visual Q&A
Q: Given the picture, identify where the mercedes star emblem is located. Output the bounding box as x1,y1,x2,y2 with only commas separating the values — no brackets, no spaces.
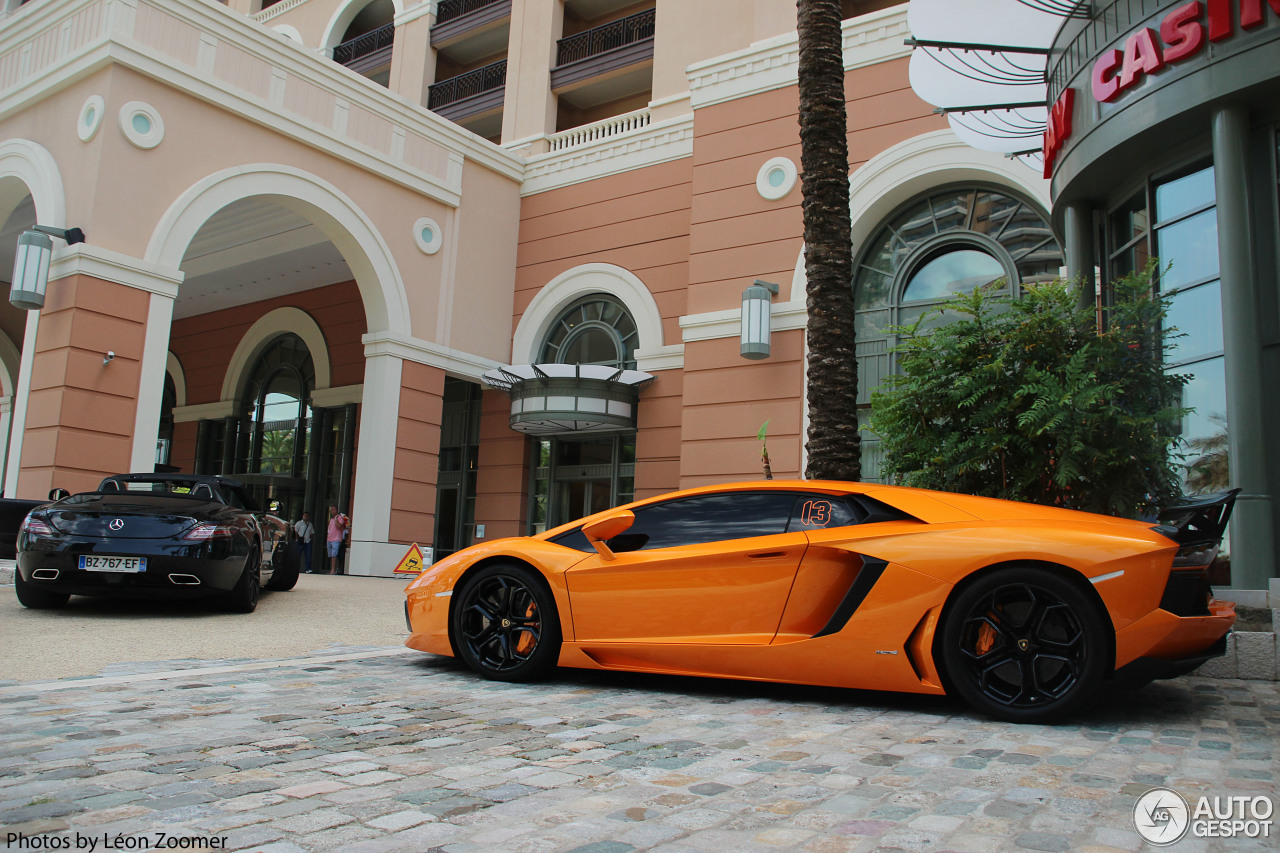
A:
108,518,124,531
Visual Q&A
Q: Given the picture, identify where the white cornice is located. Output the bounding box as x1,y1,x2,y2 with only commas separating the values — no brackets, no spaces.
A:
521,115,694,196
688,6,911,110
311,384,364,408
362,331,501,380
172,400,236,423
0,0,524,200
679,302,808,344
634,344,684,372
49,243,184,299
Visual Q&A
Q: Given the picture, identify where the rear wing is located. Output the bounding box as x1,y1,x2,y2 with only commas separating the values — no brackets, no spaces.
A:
1154,488,1239,548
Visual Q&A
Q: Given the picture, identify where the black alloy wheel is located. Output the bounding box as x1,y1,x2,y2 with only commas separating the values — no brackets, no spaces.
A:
451,564,561,682
226,548,261,614
14,568,70,609
939,566,1108,723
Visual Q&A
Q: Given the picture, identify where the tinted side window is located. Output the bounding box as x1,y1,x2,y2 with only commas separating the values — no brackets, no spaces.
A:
786,495,862,532
613,491,800,551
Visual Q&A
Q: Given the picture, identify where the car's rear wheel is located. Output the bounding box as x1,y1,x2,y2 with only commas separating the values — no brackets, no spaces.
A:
939,567,1108,723
225,549,260,614
451,563,561,682
14,569,69,609
265,543,300,591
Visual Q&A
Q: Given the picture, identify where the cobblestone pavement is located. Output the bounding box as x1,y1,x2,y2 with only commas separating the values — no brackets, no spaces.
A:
0,648,1276,853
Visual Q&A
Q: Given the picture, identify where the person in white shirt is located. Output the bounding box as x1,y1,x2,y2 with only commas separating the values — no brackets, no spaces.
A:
294,511,314,572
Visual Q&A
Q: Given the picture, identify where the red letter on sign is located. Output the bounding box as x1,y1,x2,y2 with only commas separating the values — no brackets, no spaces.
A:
1241,0,1280,29
1119,28,1166,89
1161,1,1205,63
1207,0,1232,40
1092,49,1123,101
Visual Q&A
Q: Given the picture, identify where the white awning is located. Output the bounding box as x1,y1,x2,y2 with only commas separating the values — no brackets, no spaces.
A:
481,363,654,436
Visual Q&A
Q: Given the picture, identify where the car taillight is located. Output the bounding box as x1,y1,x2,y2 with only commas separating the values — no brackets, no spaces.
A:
1172,542,1220,570
183,523,233,541
20,514,53,536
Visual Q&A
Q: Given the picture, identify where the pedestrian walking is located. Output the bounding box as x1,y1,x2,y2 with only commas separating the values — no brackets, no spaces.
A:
326,505,349,575
293,511,314,572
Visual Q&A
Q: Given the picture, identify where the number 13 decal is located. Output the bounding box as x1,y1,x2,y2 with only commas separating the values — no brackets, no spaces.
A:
800,500,833,527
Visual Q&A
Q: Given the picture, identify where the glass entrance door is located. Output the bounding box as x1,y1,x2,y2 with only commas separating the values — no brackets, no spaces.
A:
528,434,635,534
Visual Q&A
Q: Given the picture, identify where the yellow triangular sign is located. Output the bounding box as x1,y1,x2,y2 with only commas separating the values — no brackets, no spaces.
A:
393,543,426,575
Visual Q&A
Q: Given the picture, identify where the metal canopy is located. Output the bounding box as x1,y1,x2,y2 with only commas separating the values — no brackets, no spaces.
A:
481,363,655,436
906,0,1089,172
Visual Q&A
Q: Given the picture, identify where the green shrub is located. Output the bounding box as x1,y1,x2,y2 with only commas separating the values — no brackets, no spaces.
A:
868,261,1187,518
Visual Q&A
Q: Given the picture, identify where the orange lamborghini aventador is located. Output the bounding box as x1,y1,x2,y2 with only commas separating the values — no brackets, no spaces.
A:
404,481,1237,723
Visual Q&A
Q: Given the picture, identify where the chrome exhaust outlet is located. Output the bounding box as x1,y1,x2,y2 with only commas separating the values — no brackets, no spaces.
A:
32,568,59,581
168,574,201,585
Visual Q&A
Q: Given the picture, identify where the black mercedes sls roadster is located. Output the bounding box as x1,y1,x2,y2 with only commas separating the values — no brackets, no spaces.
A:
14,474,299,613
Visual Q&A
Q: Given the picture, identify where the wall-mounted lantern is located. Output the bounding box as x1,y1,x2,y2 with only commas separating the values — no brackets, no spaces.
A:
9,225,86,311
740,278,780,360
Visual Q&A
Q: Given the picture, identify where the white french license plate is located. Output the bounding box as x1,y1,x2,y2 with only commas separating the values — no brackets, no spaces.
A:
78,555,147,573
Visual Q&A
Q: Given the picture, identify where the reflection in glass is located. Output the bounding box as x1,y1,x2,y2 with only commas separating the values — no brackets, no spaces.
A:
1155,165,1214,223
1156,208,1219,289
540,294,638,369
1165,282,1223,364
903,249,1005,302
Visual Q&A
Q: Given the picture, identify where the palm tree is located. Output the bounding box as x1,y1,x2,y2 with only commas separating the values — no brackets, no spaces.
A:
797,0,860,480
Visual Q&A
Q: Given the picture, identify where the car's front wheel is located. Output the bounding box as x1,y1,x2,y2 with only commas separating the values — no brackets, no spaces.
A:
265,543,300,591
14,568,70,610
451,563,561,682
939,566,1108,723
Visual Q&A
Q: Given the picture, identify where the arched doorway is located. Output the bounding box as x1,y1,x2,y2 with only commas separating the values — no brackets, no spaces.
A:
527,293,640,532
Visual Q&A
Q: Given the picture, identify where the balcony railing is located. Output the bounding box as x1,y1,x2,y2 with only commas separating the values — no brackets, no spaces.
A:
547,108,651,151
556,8,655,67
428,59,508,109
437,0,506,25
333,22,395,66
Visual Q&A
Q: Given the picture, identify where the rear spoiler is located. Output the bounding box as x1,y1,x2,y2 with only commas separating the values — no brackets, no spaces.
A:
1154,488,1239,547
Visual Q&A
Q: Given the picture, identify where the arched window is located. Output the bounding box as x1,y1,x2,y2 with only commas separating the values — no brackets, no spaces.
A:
527,294,640,533
853,186,1063,480
239,334,315,477
538,294,638,369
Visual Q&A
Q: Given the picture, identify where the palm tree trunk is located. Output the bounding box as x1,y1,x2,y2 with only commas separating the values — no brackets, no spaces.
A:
797,0,860,481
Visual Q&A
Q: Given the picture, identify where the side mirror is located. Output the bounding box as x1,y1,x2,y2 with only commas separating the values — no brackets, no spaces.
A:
48,488,70,501
581,510,635,562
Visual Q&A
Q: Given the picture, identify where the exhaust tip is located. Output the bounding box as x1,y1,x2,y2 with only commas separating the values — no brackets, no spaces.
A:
168,574,201,586
32,568,60,581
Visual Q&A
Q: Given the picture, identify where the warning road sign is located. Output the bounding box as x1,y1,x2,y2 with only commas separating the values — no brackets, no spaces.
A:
393,543,429,575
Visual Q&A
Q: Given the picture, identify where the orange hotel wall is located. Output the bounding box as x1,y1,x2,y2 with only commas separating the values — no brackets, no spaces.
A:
20,275,150,497
681,56,944,487
475,158,694,538
167,281,367,477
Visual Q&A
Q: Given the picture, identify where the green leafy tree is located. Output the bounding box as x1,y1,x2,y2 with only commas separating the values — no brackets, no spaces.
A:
868,262,1187,518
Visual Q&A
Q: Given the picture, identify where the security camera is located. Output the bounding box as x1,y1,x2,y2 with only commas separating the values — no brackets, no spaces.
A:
103,351,114,364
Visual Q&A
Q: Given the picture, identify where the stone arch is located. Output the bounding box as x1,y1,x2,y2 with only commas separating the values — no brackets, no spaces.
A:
220,306,333,404
166,352,188,409
320,0,404,52
0,138,67,230
145,163,408,337
788,130,1053,304
511,263,664,364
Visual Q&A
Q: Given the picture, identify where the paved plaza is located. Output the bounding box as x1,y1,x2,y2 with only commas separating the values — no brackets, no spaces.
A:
1,642,1276,853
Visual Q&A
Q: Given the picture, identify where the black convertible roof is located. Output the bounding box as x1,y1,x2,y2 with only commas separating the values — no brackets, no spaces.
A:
102,473,247,489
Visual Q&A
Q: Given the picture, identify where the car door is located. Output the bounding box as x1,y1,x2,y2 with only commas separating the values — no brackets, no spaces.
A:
565,490,808,645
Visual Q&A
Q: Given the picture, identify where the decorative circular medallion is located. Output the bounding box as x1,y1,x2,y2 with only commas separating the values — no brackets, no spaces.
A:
413,217,443,255
756,157,797,201
77,95,105,142
119,101,165,150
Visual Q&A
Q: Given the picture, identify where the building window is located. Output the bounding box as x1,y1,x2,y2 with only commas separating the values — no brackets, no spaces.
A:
539,294,638,369
853,186,1063,480
434,378,482,559
526,293,641,533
